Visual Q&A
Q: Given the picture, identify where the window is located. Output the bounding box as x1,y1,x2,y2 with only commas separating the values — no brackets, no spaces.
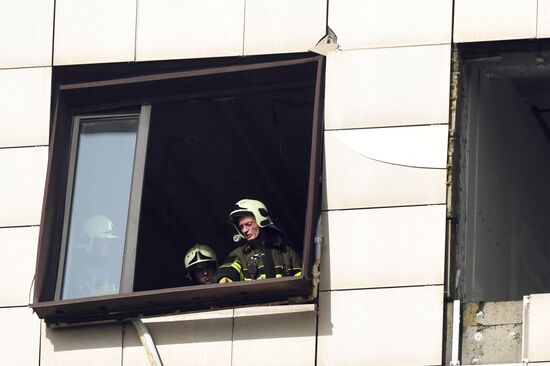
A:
32,54,324,324
453,40,550,302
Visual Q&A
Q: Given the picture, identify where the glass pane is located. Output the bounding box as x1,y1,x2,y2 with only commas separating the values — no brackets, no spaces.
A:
61,116,138,299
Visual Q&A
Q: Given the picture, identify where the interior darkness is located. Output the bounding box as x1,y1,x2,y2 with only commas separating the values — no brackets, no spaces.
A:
133,68,315,291
457,41,550,301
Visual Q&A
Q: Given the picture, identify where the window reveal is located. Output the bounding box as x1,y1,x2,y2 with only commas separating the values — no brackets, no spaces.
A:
31,54,324,324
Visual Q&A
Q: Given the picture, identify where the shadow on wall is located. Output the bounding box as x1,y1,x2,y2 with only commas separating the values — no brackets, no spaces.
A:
44,323,123,352
232,312,317,341
125,317,234,346
317,205,334,337
44,308,321,353
319,160,332,290
316,291,334,338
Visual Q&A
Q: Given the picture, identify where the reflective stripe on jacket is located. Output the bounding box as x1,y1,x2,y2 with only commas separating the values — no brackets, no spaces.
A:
213,231,302,282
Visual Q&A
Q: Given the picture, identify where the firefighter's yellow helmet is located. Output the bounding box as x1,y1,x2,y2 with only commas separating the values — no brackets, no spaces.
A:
184,244,218,273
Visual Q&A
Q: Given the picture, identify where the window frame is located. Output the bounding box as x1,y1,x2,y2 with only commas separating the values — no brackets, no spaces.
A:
54,108,151,300
31,55,324,324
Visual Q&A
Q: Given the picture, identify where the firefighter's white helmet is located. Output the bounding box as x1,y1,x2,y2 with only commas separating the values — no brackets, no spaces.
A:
229,199,278,242
83,215,118,243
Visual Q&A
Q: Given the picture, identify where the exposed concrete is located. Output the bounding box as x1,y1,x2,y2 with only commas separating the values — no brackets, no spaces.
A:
461,301,522,364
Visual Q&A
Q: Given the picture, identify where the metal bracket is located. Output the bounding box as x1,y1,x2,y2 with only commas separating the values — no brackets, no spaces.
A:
309,27,340,56
521,295,530,365
450,299,461,366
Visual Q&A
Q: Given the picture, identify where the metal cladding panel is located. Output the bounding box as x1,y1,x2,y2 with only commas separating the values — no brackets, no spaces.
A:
0,307,40,366
538,0,550,38
0,227,38,306
0,147,48,227
325,46,451,130
232,309,316,366
317,286,444,365
123,310,233,366
0,67,51,148
243,0,326,56
327,125,449,169
41,324,122,366
320,205,446,291
454,0,537,42
527,293,550,362
323,127,447,210
329,0,452,49
0,0,54,69
136,0,245,62
54,0,136,65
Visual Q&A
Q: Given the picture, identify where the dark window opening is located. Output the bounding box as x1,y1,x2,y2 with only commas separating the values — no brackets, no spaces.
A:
455,40,550,302
134,83,313,291
32,54,324,324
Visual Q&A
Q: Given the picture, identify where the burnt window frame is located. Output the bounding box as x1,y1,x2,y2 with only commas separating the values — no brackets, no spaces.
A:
31,54,325,325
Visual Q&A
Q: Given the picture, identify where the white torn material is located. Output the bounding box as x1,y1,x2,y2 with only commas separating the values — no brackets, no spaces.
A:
333,125,448,169
309,27,340,56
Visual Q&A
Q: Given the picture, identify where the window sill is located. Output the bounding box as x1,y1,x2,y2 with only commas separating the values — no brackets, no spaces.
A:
31,277,313,325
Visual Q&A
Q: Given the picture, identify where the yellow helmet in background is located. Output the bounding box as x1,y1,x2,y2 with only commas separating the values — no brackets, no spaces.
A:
184,244,218,274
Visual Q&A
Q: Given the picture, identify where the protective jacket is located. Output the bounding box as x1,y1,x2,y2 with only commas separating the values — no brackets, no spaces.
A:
213,228,302,282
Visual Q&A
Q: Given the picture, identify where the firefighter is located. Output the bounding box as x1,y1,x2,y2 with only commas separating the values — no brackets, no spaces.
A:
213,199,302,283
74,214,123,297
184,244,218,285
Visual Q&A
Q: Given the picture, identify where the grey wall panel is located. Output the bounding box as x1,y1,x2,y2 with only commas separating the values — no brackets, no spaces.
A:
0,67,51,148
41,324,123,366
0,307,40,366
324,128,447,210
527,293,550,362
0,227,38,306
317,286,444,365
325,46,450,130
329,0,452,50
0,147,48,227
123,310,233,366
0,0,54,69
136,0,244,61
54,0,136,65
320,205,446,291
538,0,550,38
454,0,537,42
232,309,316,366
243,0,326,55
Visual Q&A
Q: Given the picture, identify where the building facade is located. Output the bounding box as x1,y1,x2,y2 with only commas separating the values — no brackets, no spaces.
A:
1,0,549,365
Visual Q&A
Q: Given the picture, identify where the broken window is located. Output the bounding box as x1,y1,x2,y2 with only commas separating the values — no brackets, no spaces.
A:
443,40,550,365
32,54,324,324
448,40,550,365
455,40,550,303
